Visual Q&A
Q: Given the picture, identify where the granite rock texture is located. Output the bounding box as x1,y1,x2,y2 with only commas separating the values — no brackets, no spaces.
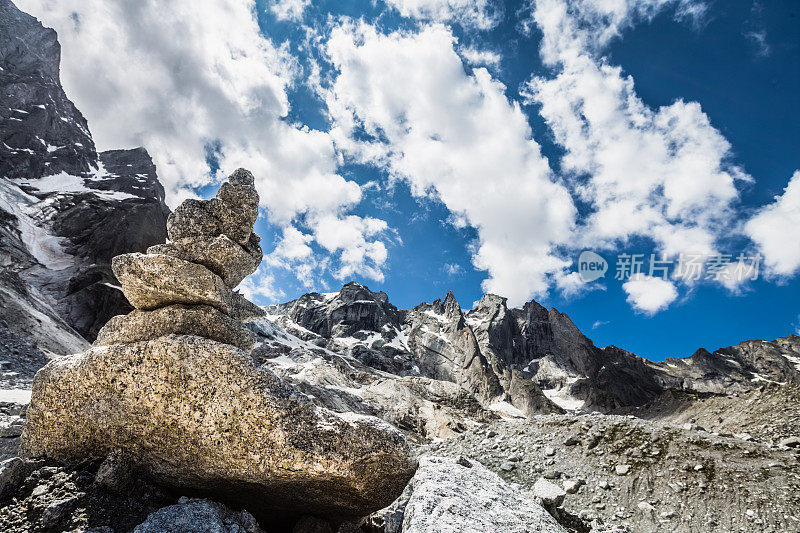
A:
94,304,256,352
166,169,259,246
112,253,236,315
22,335,418,520
147,234,261,288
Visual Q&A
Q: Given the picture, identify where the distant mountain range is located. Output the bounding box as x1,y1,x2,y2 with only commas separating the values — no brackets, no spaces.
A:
265,281,800,415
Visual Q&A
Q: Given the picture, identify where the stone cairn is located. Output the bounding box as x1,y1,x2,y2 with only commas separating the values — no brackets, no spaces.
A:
21,169,417,524
95,167,264,352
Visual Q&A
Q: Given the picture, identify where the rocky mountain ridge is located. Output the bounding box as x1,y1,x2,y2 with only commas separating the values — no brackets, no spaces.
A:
0,0,170,392
267,282,800,418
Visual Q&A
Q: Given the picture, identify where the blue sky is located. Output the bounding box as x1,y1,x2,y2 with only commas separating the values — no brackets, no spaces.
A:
251,0,800,360
21,0,799,361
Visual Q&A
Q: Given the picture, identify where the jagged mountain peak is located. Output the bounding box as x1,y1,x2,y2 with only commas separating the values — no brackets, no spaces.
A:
1,1,169,347
0,0,60,79
335,280,392,306
270,282,800,415
0,0,96,181
472,292,508,311
413,290,463,323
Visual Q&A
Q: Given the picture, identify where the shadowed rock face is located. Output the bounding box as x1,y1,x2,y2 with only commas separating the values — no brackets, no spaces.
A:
0,0,170,343
133,498,266,533
281,281,404,340
0,0,95,180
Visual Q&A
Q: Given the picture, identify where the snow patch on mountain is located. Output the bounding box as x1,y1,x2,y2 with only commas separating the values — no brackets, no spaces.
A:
14,171,139,201
488,400,526,419
0,179,72,270
541,387,585,411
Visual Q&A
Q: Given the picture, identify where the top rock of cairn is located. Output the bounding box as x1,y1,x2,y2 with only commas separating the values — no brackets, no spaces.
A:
153,168,262,288
167,168,259,246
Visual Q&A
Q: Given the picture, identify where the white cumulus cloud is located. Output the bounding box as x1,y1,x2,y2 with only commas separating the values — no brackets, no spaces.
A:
18,0,390,296
325,22,577,305
522,0,742,258
623,274,679,314
517,0,746,312
745,171,800,277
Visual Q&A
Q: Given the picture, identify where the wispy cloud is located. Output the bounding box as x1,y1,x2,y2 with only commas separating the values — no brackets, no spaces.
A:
744,1,771,58
745,30,771,58
384,0,501,30
268,0,310,22
459,46,502,67
517,0,754,312
443,263,465,277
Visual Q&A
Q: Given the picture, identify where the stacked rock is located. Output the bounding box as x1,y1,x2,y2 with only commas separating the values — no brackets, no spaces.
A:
94,168,264,353
21,168,418,525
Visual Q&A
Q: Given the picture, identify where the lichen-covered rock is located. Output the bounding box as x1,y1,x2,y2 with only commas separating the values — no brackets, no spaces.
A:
95,305,256,352
167,168,259,245
112,253,235,314
376,456,563,533
147,234,262,288
21,335,417,521
133,498,265,533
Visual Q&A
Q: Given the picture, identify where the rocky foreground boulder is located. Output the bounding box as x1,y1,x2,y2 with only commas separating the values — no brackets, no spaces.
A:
23,335,417,520
20,169,418,524
133,497,265,533
374,456,564,532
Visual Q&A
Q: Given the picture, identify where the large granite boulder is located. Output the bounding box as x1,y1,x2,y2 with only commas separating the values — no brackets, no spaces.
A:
375,456,564,533
21,335,418,521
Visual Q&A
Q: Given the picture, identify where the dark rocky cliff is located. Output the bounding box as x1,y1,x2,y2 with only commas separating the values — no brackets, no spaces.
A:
0,0,170,347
